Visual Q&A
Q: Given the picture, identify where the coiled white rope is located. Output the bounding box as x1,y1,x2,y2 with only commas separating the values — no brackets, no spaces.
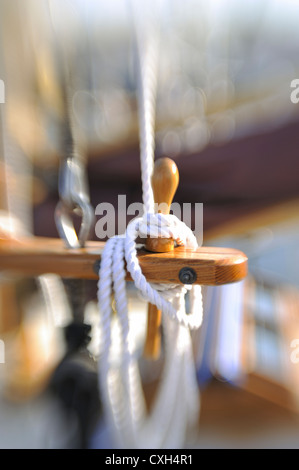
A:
96,2,203,449
97,214,203,448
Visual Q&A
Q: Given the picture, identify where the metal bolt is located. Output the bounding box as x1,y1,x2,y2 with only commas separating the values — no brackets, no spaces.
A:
93,259,101,274
178,267,197,285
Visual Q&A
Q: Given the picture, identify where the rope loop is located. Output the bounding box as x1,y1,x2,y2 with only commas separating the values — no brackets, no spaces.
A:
97,214,202,448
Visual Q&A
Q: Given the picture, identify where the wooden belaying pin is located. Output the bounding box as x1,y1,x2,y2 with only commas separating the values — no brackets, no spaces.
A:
144,157,179,359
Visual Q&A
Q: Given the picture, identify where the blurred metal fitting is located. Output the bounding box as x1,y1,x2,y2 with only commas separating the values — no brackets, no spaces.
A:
55,157,94,249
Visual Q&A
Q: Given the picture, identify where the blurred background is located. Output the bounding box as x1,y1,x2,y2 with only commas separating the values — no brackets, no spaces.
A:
1,0,299,449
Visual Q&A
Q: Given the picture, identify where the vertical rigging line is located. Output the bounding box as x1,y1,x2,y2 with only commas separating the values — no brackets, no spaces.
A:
132,4,160,214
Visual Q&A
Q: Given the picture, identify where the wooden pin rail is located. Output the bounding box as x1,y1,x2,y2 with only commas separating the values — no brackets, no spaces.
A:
0,236,247,285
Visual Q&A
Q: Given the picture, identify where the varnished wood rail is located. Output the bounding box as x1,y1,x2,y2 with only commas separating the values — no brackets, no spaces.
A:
0,236,247,285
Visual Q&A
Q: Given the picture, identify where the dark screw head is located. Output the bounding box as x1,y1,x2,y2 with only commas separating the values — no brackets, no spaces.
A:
93,259,101,274
178,267,197,285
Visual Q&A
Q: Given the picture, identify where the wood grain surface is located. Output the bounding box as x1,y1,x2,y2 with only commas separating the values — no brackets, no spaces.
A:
0,237,248,285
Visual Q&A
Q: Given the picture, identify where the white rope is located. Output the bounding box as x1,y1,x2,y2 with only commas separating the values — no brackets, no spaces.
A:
133,2,159,214
97,1,203,449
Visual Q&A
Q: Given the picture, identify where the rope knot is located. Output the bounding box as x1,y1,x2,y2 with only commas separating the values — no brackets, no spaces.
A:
135,212,198,250
123,214,203,329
